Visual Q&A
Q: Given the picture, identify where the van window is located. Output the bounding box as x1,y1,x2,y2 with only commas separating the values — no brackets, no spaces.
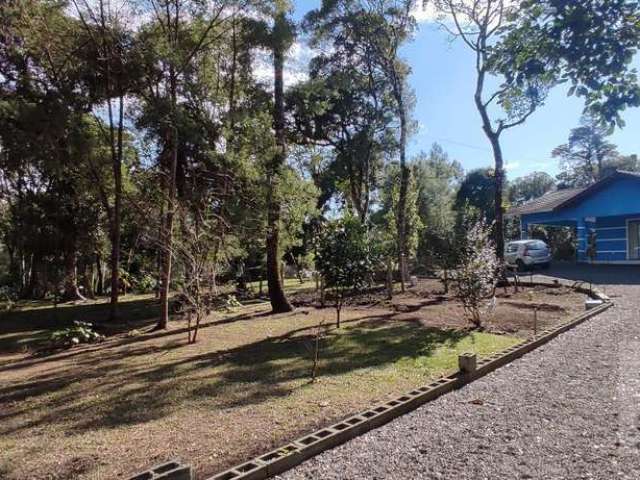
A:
528,241,546,250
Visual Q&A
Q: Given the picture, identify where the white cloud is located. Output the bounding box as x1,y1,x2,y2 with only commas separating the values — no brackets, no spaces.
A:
411,1,439,23
252,40,318,88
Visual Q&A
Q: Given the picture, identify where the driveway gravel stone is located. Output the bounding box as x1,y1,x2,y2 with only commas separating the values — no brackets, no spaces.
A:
278,277,640,480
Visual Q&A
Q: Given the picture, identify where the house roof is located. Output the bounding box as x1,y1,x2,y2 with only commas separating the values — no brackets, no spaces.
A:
507,170,640,217
508,188,585,216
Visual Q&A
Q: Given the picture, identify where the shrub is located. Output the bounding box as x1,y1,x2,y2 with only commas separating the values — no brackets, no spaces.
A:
223,294,242,312
315,216,374,327
453,219,498,328
49,321,105,349
135,274,156,294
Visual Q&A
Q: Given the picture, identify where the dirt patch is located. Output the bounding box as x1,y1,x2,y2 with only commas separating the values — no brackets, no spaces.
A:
290,279,585,337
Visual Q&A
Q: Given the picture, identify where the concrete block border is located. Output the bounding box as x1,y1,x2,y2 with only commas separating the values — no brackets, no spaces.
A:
203,282,612,480
128,460,192,480
125,278,612,480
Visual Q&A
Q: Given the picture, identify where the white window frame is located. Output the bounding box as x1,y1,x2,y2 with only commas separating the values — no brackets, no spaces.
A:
625,218,640,261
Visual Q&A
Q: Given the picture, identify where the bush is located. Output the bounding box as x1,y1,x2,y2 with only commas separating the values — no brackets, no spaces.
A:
135,274,156,294
223,294,242,312
453,219,498,328
315,216,374,327
0,285,17,311
49,321,105,349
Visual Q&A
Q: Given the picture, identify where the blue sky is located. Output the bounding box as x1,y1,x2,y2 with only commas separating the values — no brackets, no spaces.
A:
291,1,640,181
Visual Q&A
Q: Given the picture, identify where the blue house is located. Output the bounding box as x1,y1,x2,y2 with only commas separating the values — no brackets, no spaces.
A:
508,170,640,264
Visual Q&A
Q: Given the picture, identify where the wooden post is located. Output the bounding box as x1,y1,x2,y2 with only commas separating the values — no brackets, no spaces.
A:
534,307,538,337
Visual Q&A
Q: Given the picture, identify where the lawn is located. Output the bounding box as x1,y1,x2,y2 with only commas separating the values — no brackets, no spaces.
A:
0,280,584,480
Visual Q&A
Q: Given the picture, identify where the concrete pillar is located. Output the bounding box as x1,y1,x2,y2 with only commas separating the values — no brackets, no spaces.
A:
521,220,529,240
458,353,477,374
576,218,586,262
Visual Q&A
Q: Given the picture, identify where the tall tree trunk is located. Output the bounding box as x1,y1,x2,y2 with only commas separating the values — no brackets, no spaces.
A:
95,252,104,296
62,249,85,301
108,94,124,320
22,253,39,299
157,71,179,329
396,86,409,293
474,57,506,262
266,31,293,314
490,136,506,261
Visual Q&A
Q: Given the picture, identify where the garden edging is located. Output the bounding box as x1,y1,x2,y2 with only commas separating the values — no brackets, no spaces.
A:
127,280,612,480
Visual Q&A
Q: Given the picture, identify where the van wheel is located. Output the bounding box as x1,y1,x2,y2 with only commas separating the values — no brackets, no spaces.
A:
541,262,550,270
516,259,526,272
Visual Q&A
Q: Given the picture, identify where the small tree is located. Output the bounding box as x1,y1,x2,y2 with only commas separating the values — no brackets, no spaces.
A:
315,217,373,327
453,219,498,328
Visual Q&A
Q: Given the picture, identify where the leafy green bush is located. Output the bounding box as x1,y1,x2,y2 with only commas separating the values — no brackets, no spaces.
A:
49,321,105,349
135,274,156,294
223,294,242,312
315,216,374,327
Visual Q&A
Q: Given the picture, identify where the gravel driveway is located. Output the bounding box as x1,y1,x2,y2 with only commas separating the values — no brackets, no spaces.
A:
278,278,640,480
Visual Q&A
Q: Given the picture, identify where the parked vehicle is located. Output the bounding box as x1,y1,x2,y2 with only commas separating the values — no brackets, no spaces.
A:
505,240,552,271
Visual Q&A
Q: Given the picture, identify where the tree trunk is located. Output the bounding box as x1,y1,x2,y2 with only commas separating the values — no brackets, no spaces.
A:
489,135,506,261
157,69,179,330
62,249,85,301
82,261,95,299
266,23,293,314
95,252,104,296
474,57,505,262
108,94,124,321
22,254,40,299
396,85,409,293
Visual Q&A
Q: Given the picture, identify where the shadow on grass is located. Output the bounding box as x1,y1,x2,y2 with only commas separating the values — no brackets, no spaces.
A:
0,296,162,334
81,319,468,430
0,312,470,435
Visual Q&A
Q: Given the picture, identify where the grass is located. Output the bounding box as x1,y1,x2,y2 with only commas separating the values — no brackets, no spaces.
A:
0,292,522,480
0,293,161,354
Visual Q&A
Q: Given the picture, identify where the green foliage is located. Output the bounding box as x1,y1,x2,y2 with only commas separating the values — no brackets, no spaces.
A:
553,114,619,187
413,144,463,272
49,321,104,349
135,274,156,294
373,162,423,259
509,171,555,205
455,168,498,223
496,0,640,126
315,216,374,310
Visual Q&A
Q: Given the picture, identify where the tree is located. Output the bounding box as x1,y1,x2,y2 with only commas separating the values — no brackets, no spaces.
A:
509,171,555,204
315,216,374,327
428,0,552,261
413,143,463,276
455,168,498,223
602,154,640,178
70,0,141,320
553,115,619,187
305,0,416,289
248,3,298,313
497,0,640,127
287,68,393,223
0,1,106,301
453,218,498,328
373,162,423,290
135,0,239,329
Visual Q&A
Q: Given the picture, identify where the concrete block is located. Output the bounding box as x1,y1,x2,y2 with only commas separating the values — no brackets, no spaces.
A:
585,298,604,310
458,352,477,374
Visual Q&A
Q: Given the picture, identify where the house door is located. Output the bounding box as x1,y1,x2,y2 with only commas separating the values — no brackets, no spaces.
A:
629,220,640,260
